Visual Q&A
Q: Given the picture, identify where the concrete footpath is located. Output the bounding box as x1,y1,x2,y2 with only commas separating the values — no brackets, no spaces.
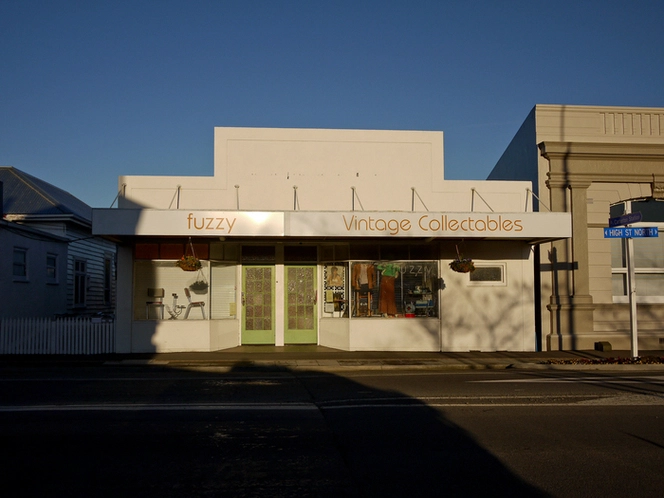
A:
2,346,664,371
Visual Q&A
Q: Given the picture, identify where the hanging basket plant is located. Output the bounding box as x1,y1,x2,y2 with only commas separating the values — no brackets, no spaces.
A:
176,255,201,271
189,270,209,293
449,258,475,273
176,238,202,271
449,244,475,273
189,280,208,293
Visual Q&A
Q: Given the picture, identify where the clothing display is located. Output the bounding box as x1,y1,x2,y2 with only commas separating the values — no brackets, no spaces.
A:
376,263,400,315
351,263,376,290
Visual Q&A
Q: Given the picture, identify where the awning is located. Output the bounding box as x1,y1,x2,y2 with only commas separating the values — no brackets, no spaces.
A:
93,209,571,243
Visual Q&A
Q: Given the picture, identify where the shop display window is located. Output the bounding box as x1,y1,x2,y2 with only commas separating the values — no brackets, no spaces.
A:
210,263,238,319
322,264,348,317
347,261,438,318
133,260,238,320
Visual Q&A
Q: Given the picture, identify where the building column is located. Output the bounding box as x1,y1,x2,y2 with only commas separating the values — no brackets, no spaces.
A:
567,182,595,340
545,179,571,350
569,182,592,298
545,174,595,350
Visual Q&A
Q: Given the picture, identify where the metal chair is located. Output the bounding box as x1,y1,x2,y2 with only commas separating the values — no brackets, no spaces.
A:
184,288,206,319
146,288,165,319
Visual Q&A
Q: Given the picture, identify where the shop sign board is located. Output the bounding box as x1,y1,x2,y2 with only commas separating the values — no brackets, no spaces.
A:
93,209,572,239
287,211,572,239
92,209,285,236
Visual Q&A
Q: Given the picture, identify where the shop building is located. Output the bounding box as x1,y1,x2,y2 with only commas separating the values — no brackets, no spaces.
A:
490,105,664,351
93,127,570,353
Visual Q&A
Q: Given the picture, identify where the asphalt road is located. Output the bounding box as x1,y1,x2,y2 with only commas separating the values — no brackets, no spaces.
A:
1,365,663,497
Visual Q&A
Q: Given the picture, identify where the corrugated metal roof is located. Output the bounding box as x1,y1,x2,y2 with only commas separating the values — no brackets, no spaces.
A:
0,167,92,223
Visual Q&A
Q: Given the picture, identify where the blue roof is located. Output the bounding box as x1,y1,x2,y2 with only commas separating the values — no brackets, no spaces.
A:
0,167,92,223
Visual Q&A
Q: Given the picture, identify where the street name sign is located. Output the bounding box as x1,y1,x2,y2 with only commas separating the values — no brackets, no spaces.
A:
603,227,658,238
608,212,642,227
603,215,657,359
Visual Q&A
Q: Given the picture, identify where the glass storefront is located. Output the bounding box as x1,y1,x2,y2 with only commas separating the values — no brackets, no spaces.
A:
133,242,238,321
133,242,440,321
322,261,439,318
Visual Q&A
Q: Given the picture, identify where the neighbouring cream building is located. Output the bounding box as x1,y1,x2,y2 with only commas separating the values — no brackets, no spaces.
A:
94,126,571,353
490,104,664,351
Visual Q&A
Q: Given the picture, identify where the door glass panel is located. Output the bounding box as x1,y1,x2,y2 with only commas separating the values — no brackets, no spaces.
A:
244,267,273,331
287,267,313,329
285,266,317,343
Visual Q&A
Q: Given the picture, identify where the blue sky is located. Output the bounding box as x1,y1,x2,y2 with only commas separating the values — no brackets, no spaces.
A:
2,0,663,208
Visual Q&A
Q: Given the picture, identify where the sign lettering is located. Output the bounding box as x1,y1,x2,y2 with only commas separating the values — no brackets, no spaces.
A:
603,227,659,238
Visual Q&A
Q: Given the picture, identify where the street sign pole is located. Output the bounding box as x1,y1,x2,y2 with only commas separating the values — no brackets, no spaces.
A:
625,234,638,358
604,211,658,358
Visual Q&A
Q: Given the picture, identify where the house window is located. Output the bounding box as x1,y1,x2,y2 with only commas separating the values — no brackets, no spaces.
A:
13,247,28,281
469,265,506,286
103,257,113,304
74,259,87,307
46,254,58,284
611,200,664,303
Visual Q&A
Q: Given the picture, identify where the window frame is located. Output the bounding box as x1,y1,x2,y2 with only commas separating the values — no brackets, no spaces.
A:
610,200,664,303
46,253,59,284
467,263,507,287
73,258,88,308
12,247,28,282
343,260,439,319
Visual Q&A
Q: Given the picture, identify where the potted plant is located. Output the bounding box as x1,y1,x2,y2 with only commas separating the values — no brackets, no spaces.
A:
176,255,201,271
449,245,475,273
189,278,209,293
449,258,475,273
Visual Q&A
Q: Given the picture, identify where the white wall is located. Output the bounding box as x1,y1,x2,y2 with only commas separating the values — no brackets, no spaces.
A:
109,127,541,352
350,318,440,351
440,242,535,352
119,127,531,214
115,245,133,353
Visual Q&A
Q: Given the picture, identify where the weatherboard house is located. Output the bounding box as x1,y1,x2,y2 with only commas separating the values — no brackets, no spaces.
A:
91,105,664,354
1,167,116,319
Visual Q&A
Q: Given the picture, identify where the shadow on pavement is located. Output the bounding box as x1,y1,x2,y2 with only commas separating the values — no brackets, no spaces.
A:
1,363,549,497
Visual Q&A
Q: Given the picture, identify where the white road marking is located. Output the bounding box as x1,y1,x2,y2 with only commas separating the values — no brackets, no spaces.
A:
0,402,318,413
4,392,663,412
471,375,664,384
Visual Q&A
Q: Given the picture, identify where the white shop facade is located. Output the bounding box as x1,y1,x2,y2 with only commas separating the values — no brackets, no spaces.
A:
93,127,571,353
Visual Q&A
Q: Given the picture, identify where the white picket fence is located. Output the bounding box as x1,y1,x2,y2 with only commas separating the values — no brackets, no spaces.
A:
0,317,115,355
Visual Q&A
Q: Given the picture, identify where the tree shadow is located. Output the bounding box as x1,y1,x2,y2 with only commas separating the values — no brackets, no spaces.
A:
0,362,550,497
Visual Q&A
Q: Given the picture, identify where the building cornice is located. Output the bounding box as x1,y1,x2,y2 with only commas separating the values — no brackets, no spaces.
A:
539,141,664,160
539,141,664,187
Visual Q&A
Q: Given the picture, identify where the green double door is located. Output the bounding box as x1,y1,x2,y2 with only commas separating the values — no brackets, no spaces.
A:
241,265,317,345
